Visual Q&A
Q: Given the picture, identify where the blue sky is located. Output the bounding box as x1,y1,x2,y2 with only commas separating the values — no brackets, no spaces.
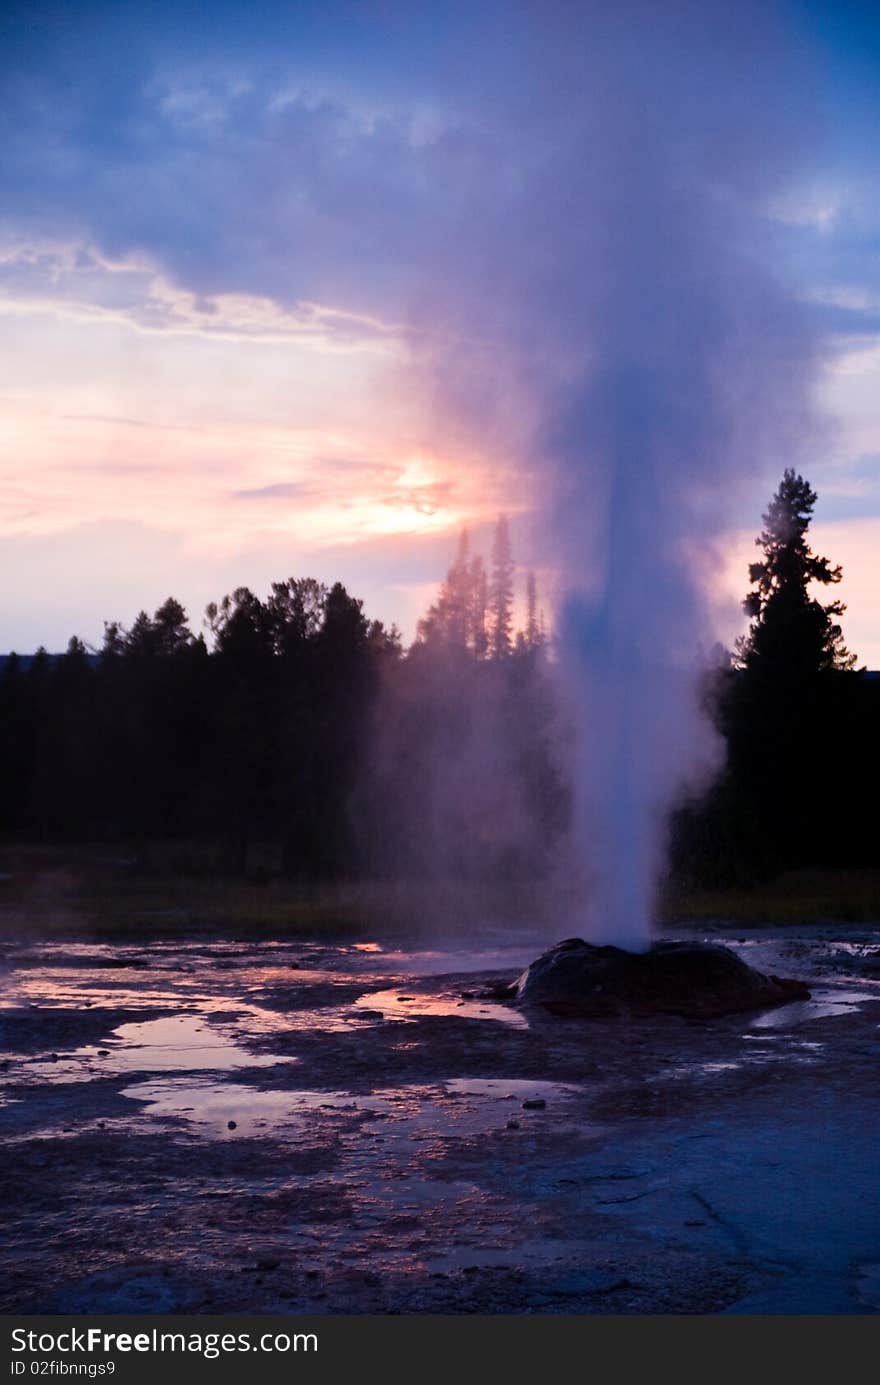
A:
1,0,878,660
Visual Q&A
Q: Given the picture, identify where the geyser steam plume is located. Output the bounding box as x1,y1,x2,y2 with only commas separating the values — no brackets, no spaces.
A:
410,2,821,950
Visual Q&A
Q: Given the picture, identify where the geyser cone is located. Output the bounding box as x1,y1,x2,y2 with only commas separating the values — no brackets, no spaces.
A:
514,938,810,1020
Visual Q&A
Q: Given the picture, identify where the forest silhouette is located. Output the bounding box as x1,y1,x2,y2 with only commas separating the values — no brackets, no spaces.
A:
1,484,877,889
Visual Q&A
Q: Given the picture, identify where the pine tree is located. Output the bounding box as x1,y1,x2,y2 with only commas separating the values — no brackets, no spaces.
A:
124,611,158,659
417,529,476,651
101,621,126,660
488,515,514,660
446,529,472,649
713,469,860,877
525,571,541,651
153,597,193,656
737,469,856,676
470,554,488,658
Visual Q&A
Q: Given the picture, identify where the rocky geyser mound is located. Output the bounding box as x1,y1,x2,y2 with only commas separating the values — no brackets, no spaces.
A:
513,938,810,1020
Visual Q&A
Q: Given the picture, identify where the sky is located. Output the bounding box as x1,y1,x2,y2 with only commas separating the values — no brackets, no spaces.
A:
1,0,879,663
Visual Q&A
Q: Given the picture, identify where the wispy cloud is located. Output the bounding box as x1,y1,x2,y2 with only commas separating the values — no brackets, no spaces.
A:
233,481,311,499
0,239,408,354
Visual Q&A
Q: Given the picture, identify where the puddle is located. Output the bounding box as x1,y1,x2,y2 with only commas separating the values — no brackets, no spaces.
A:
121,1075,584,1139
354,989,527,1028
750,989,875,1029
444,1077,576,1100
16,1015,288,1082
373,945,533,976
121,1080,324,1137
101,1016,284,1070
658,1060,743,1081
121,1080,442,1138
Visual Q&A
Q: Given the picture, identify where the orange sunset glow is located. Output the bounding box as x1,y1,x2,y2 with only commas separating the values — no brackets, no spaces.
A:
2,229,878,660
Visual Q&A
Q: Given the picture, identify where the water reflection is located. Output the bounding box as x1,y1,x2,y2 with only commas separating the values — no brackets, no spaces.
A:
12,1014,290,1083
750,988,874,1029
354,988,526,1028
121,1075,581,1139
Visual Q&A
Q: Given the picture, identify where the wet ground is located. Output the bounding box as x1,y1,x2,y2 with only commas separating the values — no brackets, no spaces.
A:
1,924,879,1313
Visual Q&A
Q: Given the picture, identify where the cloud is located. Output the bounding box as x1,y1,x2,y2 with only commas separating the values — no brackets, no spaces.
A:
0,41,469,320
811,453,880,521
0,238,407,353
233,481,310,499
379,479,454,515
811,300,880,342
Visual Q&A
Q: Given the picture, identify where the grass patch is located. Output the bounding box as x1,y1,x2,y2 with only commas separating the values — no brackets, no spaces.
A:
663,869,880,927
0,842,550,941
1,842,879,941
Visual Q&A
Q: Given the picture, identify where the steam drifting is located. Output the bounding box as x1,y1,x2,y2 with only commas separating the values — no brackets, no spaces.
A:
404,2,823,948
1,1,827,947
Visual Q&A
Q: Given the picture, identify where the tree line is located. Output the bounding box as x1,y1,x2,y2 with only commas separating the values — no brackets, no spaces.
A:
0,518,559,880
1,488,877,886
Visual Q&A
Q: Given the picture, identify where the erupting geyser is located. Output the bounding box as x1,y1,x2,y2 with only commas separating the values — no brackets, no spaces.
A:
410,4,820,956
548,22,819,952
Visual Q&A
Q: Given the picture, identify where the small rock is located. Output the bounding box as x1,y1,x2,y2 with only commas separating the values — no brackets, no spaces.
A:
522,1098,546,1110
97,1049,110,1057
227,1120,237,1130
255,1258,280,1271
482,980,518,1000
505,1120,520,1130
